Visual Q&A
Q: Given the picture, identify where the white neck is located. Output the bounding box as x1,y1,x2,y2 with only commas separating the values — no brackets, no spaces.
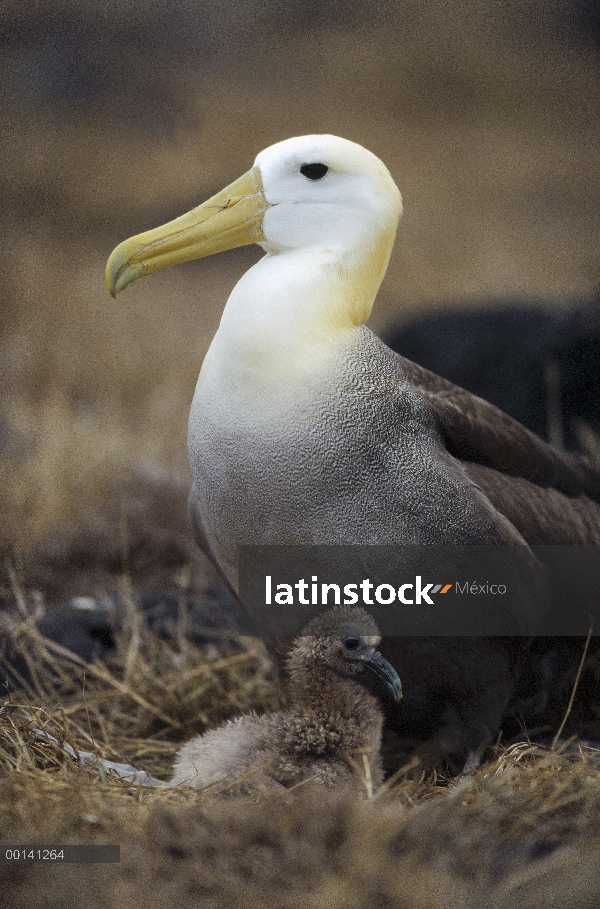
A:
198,229,395,397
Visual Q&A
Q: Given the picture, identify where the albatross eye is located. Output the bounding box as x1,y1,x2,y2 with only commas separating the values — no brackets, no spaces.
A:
342,636,361,651
300,163,329,181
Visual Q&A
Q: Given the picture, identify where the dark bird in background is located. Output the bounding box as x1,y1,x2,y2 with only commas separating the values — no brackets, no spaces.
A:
385,299,600,453
171,606,402,795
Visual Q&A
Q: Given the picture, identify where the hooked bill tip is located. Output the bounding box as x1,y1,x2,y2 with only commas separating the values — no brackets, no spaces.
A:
105,244,146,298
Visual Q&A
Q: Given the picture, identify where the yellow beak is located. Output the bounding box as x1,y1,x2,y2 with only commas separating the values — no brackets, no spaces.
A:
105,166,267,297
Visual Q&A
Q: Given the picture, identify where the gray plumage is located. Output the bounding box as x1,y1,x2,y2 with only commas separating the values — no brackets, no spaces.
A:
171,606,401,795
189,327,600,589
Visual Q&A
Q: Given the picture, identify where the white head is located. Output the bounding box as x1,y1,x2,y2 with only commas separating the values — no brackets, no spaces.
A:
255,135,402,256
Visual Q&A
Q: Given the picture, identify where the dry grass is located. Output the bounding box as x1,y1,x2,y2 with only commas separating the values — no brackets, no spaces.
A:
2,658,600,907
1,582,277,775
2,534,599,907
1,586,600,908
1,544,600,906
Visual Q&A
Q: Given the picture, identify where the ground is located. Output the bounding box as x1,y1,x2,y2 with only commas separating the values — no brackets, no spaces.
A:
2,579,600,908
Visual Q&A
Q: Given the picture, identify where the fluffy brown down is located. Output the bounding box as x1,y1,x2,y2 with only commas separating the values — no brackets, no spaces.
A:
171,606,393,795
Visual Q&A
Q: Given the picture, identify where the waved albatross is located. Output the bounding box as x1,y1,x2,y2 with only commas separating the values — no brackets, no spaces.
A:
107,134,600,768
171,606,402,795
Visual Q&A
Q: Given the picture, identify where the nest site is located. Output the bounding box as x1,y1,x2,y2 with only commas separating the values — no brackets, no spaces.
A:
2,491,600,909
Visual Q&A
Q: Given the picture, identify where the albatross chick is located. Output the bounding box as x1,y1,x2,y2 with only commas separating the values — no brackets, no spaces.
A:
171,606,402,795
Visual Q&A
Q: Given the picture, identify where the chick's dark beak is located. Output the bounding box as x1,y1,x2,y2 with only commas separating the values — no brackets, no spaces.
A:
362,651,402,701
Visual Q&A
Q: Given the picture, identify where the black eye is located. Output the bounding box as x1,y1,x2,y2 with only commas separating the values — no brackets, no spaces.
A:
300,163,329,181
343,636,361,651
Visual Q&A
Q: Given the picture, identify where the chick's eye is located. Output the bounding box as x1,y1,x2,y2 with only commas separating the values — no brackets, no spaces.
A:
343,636,361,651
300,163,329,180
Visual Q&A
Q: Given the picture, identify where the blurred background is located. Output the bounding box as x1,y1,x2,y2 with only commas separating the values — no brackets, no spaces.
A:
1,0,600,594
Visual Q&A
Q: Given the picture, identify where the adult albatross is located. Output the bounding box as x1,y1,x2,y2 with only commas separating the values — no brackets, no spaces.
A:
106,134,600,768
